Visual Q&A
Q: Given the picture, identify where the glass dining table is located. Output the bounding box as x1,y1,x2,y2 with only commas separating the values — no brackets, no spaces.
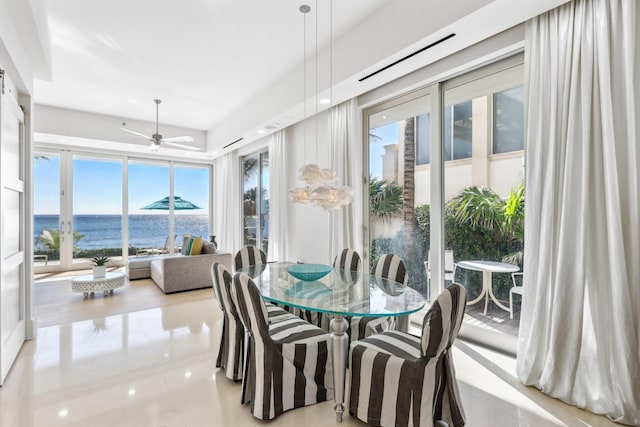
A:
237,262,426,422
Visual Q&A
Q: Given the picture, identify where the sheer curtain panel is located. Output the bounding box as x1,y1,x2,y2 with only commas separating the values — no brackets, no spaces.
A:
329,99,362,257
518,0,640,424
214,151,242,255
267,130,288,262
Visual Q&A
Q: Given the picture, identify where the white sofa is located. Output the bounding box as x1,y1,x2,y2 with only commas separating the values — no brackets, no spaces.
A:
127,252,232,294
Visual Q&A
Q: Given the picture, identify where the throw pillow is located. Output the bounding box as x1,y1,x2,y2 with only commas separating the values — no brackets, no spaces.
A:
190,236,204,255
185,237,195,255
181,234,192,255
202,241,217,254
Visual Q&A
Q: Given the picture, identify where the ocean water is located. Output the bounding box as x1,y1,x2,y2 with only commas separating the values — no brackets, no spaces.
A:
34,215,209,250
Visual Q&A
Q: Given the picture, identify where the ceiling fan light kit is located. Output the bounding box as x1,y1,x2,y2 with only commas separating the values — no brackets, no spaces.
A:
120,99,200,151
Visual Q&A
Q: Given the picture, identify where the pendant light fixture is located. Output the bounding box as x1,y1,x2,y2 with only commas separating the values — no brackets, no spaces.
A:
287,2,353,210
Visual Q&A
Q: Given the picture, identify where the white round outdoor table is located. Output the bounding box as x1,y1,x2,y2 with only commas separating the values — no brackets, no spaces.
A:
71,272,126,297
456,260,519,314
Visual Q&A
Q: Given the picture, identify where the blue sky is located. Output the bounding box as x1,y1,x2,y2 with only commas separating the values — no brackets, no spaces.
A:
369,122,399,178
34,156,209,215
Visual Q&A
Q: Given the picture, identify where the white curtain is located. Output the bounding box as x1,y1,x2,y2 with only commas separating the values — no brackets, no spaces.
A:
267,130,288,262
213,151,242,255
329,98,362,258
518,0,640,425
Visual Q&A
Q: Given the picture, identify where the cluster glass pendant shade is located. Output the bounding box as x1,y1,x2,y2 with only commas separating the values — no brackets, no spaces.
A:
288,164,353,210
288,3,353,211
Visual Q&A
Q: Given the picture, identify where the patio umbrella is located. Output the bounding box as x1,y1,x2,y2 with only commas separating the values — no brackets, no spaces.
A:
141,196,201,210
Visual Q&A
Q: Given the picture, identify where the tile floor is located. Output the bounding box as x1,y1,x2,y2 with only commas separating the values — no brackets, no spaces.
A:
0,273,622,427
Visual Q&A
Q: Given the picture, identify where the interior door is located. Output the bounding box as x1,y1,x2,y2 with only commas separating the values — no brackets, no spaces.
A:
0,78,26,385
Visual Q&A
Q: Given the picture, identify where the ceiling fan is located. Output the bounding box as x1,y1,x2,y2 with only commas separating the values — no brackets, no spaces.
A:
120,99,200,151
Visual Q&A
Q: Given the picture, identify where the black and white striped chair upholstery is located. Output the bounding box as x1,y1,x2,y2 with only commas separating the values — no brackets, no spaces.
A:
232,272,333,420
211,263,291,382
332,249,390,342
368,254,410,332
371,253,409,285
211,262,245,381
234,245,267,271
349,282,467,427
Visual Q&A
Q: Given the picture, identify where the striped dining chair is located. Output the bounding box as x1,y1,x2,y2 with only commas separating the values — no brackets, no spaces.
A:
211,263,291,383
231,272,333,420
349,282,467,427
333,249,391,343
234,245,267,271
369,254,409,332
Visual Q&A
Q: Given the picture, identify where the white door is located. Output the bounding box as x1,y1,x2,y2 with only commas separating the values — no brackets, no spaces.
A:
0,76,26,385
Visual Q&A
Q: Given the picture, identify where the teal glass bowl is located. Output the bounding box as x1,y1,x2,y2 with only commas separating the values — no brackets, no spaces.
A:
286,264,332,282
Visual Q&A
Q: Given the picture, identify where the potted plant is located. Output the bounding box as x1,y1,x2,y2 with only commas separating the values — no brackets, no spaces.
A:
92,256,110,278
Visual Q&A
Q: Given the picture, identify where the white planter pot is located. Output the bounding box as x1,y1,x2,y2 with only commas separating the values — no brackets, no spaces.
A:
93,266,106,278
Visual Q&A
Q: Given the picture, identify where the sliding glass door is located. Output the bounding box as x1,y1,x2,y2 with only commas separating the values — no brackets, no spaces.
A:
366,89,433,299
128,162,170,255
174,164,210,243
241,150,269,255
33,151,212,271
364,55,525,353
72,156,122,263
34,152,62,268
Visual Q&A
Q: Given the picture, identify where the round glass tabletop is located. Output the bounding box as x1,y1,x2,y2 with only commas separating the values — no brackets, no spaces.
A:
238,262,426,317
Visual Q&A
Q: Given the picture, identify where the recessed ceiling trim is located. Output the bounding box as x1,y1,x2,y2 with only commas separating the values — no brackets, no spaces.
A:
358,33,456,82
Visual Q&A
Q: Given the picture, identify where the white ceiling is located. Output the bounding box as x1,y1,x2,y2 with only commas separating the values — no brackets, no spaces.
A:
34,0,389,131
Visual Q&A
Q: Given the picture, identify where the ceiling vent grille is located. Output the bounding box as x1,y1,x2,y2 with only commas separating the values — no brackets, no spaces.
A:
358,33,456,82
223,137,244,149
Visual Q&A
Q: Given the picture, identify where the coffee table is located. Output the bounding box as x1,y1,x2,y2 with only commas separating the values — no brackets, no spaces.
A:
71,272,126,297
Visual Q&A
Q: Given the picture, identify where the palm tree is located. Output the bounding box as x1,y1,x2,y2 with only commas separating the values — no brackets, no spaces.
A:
369,176,403,222
447,184,525,265
447,186,505,232
37,229,84,252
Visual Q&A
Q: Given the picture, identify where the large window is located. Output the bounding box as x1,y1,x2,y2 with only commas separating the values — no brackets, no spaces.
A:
365,55,524,354
242,151,269,255
73,156,122,262
34,153,61,266
174,165,210,241
33,151,212,271
128,162,170,254
493,85,524,154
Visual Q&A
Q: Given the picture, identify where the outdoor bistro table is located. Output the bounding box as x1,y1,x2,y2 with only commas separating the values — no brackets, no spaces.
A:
456,260,519,314
238,262,426,422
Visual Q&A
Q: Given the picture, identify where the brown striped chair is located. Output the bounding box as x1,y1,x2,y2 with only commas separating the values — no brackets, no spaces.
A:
211,263,291,383
232,272,334,420
349,282,467,427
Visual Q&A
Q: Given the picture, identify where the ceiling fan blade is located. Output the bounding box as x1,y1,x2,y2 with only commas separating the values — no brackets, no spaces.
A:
121,127,151,140
162,141,201,151
163,135,195,143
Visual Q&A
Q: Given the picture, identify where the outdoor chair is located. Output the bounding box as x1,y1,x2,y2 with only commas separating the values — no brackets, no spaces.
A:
425,250,456,298
231,272,333,420
349,282,467,427
136,235,176,256
509,272,524,319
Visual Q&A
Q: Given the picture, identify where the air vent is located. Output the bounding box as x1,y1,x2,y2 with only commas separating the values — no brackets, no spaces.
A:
358,33,456,82
223,137,244,149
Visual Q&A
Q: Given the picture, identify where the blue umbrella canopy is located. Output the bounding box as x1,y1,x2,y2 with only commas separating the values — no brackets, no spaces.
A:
141,196,201,210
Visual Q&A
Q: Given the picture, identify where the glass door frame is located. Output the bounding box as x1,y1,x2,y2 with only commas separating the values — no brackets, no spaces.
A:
362,55,524,355
362,84,443,301
240,148,269,255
